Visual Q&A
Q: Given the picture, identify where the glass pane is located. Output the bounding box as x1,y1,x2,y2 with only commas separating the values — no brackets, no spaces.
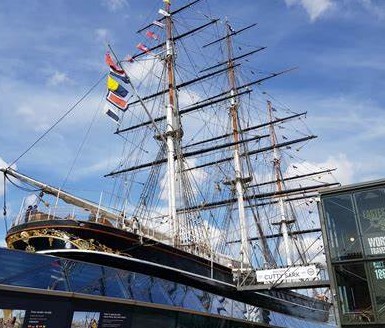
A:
68,263,106,295
334,263,374,323
355,188,385,257
367,261,385,321
322,195,362,261
0,249,69,291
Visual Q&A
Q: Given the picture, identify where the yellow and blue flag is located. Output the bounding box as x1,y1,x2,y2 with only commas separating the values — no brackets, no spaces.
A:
107,75,128,98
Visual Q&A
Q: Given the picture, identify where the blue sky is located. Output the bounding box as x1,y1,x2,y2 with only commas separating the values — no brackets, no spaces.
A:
0,0,385,243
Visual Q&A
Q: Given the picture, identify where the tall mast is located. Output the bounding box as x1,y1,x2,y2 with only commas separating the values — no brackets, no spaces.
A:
225,23,250,264
164,0,180,247
267,100,294,266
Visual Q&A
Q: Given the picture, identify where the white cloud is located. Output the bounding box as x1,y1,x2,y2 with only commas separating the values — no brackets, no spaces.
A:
47,71,71,86
0,157,18,198
2,76,104,131
286,153,354,187
72,156,123,180
0,75,120,178
95,28,110,43
287,0,385,22
269,88,385,185
178,90,203,108
102,0,128,12
16,105,52,132
0,157,6,170
0,157,8,196
123,57,163,88
359,0,385,20
321,154,354,186
285,0,333,21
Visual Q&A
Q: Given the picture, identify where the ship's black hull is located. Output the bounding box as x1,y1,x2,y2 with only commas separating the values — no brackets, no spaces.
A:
6,219,330,322
6,219,232,283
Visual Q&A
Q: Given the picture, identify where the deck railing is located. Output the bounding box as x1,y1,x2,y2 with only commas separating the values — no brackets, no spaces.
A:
12,200,238,269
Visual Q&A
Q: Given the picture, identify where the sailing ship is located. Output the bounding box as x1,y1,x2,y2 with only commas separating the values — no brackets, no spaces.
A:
1,0,339,324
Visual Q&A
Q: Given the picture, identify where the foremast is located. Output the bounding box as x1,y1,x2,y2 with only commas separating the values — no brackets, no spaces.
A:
164,0,181,247
225,23,250,265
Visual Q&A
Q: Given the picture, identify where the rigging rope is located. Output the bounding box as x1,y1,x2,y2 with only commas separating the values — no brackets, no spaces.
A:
8,72,107,168
4,174,41,193
61,89,106,190
3,174,8,233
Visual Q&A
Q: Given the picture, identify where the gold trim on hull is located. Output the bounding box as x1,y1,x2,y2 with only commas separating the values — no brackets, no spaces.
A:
6,228,118,254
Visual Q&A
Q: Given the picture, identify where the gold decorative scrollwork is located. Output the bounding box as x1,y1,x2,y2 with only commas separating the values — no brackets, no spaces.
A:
73,239,91,250
6,228,118,255
25,245,35,252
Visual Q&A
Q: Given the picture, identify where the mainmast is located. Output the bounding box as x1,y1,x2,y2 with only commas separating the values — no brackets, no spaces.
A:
267,100,294,266
225,23,250,264
164,0,181,247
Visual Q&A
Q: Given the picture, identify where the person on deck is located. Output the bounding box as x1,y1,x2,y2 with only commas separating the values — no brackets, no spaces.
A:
24,206,32,223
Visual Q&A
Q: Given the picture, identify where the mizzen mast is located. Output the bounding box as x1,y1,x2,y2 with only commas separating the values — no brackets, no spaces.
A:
267,100,294,266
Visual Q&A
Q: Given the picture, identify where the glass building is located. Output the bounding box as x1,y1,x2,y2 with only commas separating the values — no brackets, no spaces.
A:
0,247,335,328
319,179,385,327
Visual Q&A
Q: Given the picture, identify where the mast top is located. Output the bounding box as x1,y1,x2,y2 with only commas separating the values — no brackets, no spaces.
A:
136,0,202,33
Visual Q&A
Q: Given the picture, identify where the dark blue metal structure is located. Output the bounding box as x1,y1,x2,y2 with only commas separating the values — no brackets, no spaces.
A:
0,248,334,327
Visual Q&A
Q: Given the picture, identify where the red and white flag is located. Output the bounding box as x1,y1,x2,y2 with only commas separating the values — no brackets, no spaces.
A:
146,30,159,40
136,43,149,53
106,91,128,111
105,52,125,74
158,9,170,17
152,20,165,28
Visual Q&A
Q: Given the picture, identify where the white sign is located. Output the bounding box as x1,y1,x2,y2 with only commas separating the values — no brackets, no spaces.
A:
366,235,385,255
256,265,319,284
